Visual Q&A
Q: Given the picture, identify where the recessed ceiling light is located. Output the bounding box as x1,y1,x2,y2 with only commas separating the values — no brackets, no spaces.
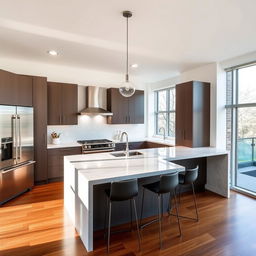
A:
47,50,58,56
131,63,139,68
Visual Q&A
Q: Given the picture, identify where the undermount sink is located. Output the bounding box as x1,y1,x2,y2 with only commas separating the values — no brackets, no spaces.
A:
111,151,143,157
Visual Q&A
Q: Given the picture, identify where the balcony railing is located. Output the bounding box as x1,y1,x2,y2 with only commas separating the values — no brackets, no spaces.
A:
237,137,256,168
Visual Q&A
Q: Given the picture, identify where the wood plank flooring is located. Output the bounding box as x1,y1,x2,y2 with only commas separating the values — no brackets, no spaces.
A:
0,182,256,256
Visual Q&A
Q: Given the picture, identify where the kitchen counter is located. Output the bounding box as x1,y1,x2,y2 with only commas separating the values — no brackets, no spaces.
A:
47,142,81,149
64,146,229,252
47,137,174,149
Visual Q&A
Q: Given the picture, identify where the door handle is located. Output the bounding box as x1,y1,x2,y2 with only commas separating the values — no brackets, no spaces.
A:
17,115,22,159
2,161,36,174
11,115,16,161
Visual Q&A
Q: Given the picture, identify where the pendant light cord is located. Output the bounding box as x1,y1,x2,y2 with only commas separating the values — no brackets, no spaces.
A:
126,16,129,82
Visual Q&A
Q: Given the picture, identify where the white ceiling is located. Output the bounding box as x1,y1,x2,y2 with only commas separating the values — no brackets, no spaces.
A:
0,0,256,82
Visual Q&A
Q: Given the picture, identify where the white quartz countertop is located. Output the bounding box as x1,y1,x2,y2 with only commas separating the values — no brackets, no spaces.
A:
65,146,228,185
48,137,174,149
47,142,81,149
76,157,184,184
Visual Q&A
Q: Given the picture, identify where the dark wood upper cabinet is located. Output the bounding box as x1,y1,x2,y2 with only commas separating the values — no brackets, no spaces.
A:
129,90,144,124
61,83,78,125
16,75,33,106
175,81,210,147
47,82,78,125
0,69,32,106
107,88,144,124
0,69,17,105
33,76,48,183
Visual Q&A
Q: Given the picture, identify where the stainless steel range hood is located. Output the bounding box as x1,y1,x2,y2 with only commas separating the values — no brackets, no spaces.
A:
79,86,113,116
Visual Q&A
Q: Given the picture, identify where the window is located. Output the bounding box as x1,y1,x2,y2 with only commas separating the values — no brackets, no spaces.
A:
226,63,256,195
155,87,175,138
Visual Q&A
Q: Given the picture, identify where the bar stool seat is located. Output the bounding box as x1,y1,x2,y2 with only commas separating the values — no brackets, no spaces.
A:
140,172,181,249
104,179,141,253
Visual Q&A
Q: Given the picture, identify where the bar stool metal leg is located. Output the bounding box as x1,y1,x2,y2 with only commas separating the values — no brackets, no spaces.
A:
133,198,141,251
191,183,199,222
158,194,162,249
139,187,145,227
173,191,182,236
107,201,112,253
130,199,133,231
104,197,109,239
170,184,199,222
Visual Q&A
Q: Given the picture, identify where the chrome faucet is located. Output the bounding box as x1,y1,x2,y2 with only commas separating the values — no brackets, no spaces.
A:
159,127,166,140
121,132,129,156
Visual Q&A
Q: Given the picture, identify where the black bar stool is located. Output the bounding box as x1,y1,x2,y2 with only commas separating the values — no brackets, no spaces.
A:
171,166,199,221
140,172,181,249
104,179,141,253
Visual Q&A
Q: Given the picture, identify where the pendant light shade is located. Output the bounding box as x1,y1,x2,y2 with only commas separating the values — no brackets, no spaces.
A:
119,80,135,97
119,11,136,97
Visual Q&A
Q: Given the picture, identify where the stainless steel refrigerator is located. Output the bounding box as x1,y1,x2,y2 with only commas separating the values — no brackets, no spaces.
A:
0,105,34,204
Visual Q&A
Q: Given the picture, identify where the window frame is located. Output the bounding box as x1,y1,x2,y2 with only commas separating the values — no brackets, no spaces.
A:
154,86,176,138
226,63,256,197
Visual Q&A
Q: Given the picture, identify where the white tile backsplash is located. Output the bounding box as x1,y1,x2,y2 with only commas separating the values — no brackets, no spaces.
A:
48,115,145,143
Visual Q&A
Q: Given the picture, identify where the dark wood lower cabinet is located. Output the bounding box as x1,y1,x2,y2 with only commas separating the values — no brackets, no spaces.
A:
47,147,81,180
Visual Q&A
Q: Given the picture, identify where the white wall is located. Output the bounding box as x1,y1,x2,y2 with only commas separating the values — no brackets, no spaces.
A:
0,57,146,142
221,51,256,70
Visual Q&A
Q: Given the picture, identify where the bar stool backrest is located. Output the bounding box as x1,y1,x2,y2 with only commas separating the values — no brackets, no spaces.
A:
184,166,199,184
110,179,138,201
159,171,179,194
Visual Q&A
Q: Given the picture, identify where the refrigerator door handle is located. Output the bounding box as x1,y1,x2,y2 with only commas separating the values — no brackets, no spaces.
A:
1,161,36,174
11,115,18,162
17,115,22,159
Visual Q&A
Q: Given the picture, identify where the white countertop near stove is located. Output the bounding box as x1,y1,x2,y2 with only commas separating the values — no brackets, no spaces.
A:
47,137,175,149
47,142,81,149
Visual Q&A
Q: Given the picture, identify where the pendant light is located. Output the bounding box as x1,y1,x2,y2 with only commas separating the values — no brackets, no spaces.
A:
119,10,136,97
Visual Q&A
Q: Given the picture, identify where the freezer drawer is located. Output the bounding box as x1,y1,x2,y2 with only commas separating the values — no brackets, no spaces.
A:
0,161,35,204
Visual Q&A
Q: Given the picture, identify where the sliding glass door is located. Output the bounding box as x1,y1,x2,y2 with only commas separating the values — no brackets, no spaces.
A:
227,64,256,195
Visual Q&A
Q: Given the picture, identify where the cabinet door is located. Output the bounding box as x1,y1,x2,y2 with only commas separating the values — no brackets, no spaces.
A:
192,81,210,147
33,76,48,182
61,83,78,125
16,75,33,106
0,69,17,105
47,82,62,125
59,147,81,176
176,82,193,146
47,149,61,179
0,70,33,106
107,88,129,124
48,147,81,180
129,90,144,124
183,83,193,147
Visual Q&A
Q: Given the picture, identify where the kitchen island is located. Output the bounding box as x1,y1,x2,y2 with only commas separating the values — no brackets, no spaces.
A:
64,146,229,252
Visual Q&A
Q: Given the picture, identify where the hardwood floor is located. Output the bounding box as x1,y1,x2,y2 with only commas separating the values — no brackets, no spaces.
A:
0,182,256,256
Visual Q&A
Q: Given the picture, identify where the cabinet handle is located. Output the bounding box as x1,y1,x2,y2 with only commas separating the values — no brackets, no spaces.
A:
129,116,130,123
59,115,62,124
